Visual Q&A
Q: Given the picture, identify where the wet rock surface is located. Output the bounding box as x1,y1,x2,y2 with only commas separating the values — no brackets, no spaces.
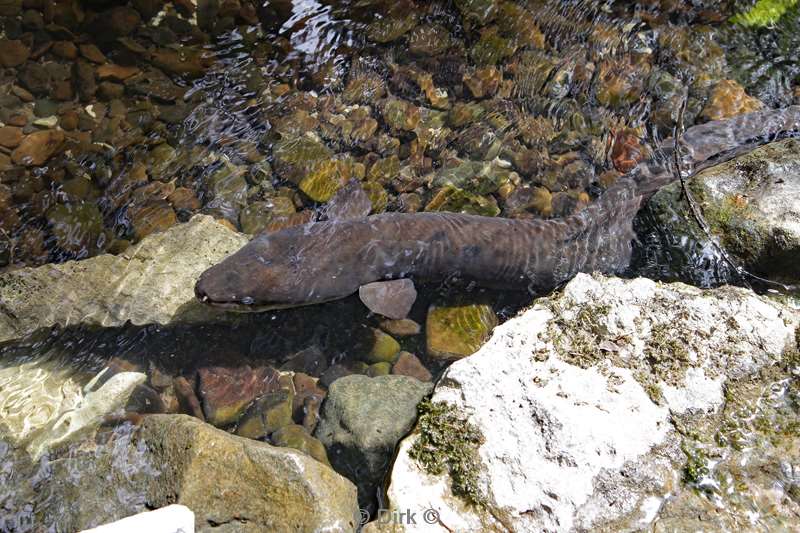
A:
315,374,433,512
0,215,248,344
381,274,800,532
359,279,418,319
3,415,359,532
637,137,800,286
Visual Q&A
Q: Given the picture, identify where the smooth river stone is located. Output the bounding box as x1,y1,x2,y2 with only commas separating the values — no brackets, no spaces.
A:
358,279,417,319
425,302,498,360
197,365,280,427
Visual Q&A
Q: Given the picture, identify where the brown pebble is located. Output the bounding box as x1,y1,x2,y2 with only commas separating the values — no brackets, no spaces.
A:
167,187,201,211
391,351,432,382
79,43,107,64
6,115,27,127
173,376,205,420
59,110,79,131
379,318,422,337
51,41,78,59
0,126,23,149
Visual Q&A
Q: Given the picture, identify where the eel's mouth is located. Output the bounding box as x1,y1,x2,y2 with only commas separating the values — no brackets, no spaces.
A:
193,281,279,312
194,281,331,312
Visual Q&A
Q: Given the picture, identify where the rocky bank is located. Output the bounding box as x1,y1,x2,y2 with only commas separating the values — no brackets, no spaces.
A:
375,273,800,532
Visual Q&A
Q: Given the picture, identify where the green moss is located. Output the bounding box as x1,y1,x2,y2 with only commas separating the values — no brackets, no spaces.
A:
681,444,710,484
644,322,692,384
730,0,798,27
409,400,486,506
550,303,611,368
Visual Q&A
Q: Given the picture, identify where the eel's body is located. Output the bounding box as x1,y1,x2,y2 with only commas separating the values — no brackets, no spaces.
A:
195,107,800,310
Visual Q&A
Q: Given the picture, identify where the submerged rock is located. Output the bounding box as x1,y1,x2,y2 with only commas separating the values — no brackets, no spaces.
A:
198,365,280,427
271,423,330,465
699,79,764,122
11,130,64,166
425,302,498,360
0,357,144,459
638,138,800,285
315,374,432,512
382,274,799,532
0,215,249,345
27,371,146,460
358,279,417,319
31,415,359,532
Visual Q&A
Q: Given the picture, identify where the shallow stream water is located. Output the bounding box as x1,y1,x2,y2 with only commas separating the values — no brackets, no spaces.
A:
1,0,799,529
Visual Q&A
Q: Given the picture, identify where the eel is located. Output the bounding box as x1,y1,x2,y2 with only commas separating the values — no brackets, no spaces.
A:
195,106,800,311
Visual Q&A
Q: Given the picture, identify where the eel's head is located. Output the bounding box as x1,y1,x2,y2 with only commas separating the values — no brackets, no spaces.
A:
194,224,360,312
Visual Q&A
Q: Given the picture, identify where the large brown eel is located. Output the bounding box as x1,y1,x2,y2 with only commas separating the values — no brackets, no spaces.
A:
195,107,800,310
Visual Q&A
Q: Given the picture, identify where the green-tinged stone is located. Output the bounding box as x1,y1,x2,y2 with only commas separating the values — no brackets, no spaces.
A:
498,2,545,48
470,26,517,65
365,328,401,364
362,182,388,213
239,202,272,235
367,12,417,43
298,158,363,202
235,390,294,439
455,0,498,27
367,155,400,183
46,202,105,256
273,135,333,183
366,362,392,377
382,99,420,131
342,74,386,104
408,25,453,56
425,185,500,217
448,102,486,128
426,302,498,360
730,0,797,26
433,160,512,195
272,424,330,466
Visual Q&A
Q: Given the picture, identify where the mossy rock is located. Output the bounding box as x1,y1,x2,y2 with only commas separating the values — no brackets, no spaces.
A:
367,155,400,184
426,302,498,360
730,0,798,27
635,138,800,285
382,99,421,131
433,160,512,195
366,12,417,43
364,328,401,364
273,135,333,183
298,158,363,203
272,424,330,466
366,362,392,377
236,390,294,440
470,26,517,65
362,181,388,213
46,202,105,257
455,0,498,28
425,185,500,217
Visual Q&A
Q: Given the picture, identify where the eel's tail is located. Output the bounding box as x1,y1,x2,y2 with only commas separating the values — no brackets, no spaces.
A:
636,105,800,196
677,105,800,170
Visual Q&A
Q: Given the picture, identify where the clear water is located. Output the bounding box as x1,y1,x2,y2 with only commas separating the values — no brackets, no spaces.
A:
1,0,798,529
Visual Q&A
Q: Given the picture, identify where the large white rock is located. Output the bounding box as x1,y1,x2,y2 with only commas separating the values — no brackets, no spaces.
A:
0,215,249,344
81,505,195,533
380,274,799,532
